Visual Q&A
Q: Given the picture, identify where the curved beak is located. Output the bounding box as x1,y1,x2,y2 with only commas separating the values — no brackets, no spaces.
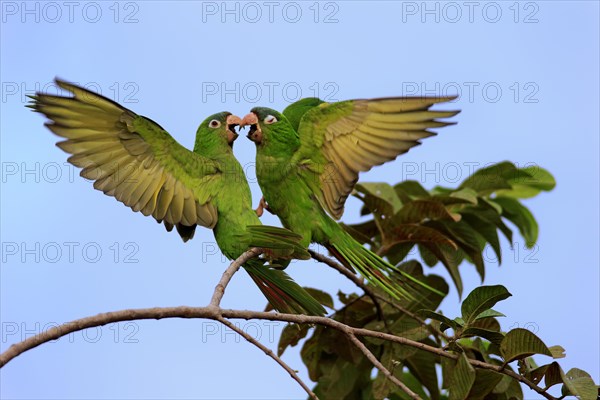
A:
226,114,242,145
241,112,262,143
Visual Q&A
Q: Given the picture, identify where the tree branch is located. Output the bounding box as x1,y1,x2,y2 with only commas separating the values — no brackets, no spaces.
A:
309,250,450,342
209,247,262,308
1,248,557,400
346,332,422,400
309,249,387,322
216,316,318,400
0,306,557,399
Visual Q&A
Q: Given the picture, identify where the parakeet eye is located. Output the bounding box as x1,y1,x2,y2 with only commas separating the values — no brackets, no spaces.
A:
264,115,277,124
209,120,221,129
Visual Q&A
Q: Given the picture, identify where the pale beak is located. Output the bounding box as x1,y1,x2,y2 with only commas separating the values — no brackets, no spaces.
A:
226,114,242,145
241,112,262,143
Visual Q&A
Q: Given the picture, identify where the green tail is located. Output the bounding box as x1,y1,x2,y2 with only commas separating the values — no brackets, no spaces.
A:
237,225,325,316
244,260,326,316
328,227,443,301
239,225,310,261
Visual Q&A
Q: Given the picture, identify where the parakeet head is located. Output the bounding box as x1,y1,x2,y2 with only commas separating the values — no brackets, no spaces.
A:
241,107,298,148
194,112,242,153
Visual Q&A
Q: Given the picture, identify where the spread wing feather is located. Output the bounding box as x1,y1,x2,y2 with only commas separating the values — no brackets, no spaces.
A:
292,97,459,219
29,79,220,239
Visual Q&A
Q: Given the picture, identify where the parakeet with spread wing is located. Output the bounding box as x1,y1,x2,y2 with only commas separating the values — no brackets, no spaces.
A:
28,79,325,316
242,96,459,299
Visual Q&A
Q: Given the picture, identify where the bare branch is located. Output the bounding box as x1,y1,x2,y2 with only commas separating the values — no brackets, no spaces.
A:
216,317,318,400
1,247,557,400
309,249,387,321
346,332,421,400
209,247,262,308
0,307,557,399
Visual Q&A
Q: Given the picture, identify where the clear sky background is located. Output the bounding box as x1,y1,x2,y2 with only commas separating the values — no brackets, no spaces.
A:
1,1,598,399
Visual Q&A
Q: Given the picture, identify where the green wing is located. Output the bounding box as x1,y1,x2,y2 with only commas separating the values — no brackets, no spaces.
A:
28,79,220,240
291,97,459,219
282,97,325,131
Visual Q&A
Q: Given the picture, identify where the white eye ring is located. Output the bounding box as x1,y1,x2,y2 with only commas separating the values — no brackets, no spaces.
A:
264,115,277,124
209,119,221,129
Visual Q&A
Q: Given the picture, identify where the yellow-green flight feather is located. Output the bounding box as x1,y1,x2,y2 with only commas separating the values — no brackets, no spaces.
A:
28,79,325,316
243,96,459,300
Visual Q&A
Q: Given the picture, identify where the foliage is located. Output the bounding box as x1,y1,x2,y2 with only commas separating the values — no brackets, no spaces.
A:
277,162,598,399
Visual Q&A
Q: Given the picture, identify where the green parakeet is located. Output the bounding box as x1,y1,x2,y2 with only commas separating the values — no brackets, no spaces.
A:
28,79,325,316
242,96,459,299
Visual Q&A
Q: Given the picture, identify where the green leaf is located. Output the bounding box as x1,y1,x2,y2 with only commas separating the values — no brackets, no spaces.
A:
300,333,323,381
500,328,553,363
466,369,503,399
303,287,335,309
448,188,479,204
356,182,403,217
372,366,395,400
517,166,556,191
337,290,359,305
461,327,505,346
525,361,563,387
405,343,440,400
396,199,460,224
561,368,598,400
277,324,309,356
420,243,464,297
459,162,517,194
441,354,454,389
384,242,414,265
461,212,503,264
448,353,476,400
381,224,458,255
342,221,377,246
390,372,432,400
418,310,460,331
430,220,486,281
492,197,538,247
474,309,506,320
394,180,431,201
548,345,566,359
313,360,362,399
543,362,565,388
498,166,556,198
470,315,501,333
461,285,512,324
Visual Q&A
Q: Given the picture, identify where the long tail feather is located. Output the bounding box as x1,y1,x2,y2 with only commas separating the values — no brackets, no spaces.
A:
330,228,444,301
237,225,324,315
239,225,311,260
244,261,326,316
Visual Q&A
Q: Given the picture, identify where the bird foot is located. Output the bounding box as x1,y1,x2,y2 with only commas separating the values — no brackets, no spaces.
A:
255,197,272,217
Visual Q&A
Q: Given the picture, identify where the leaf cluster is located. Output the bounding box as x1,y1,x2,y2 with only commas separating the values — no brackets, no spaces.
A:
276,162,598,399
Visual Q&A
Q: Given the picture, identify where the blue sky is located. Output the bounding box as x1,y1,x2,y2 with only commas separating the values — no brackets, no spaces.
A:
1,1,598,399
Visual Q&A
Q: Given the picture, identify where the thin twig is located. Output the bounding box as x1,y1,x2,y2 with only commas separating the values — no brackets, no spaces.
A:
309,249,387,322
216,317,318,400
0,307,557,399
1,247,558,400
209,247,262,308
346,332,421,400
